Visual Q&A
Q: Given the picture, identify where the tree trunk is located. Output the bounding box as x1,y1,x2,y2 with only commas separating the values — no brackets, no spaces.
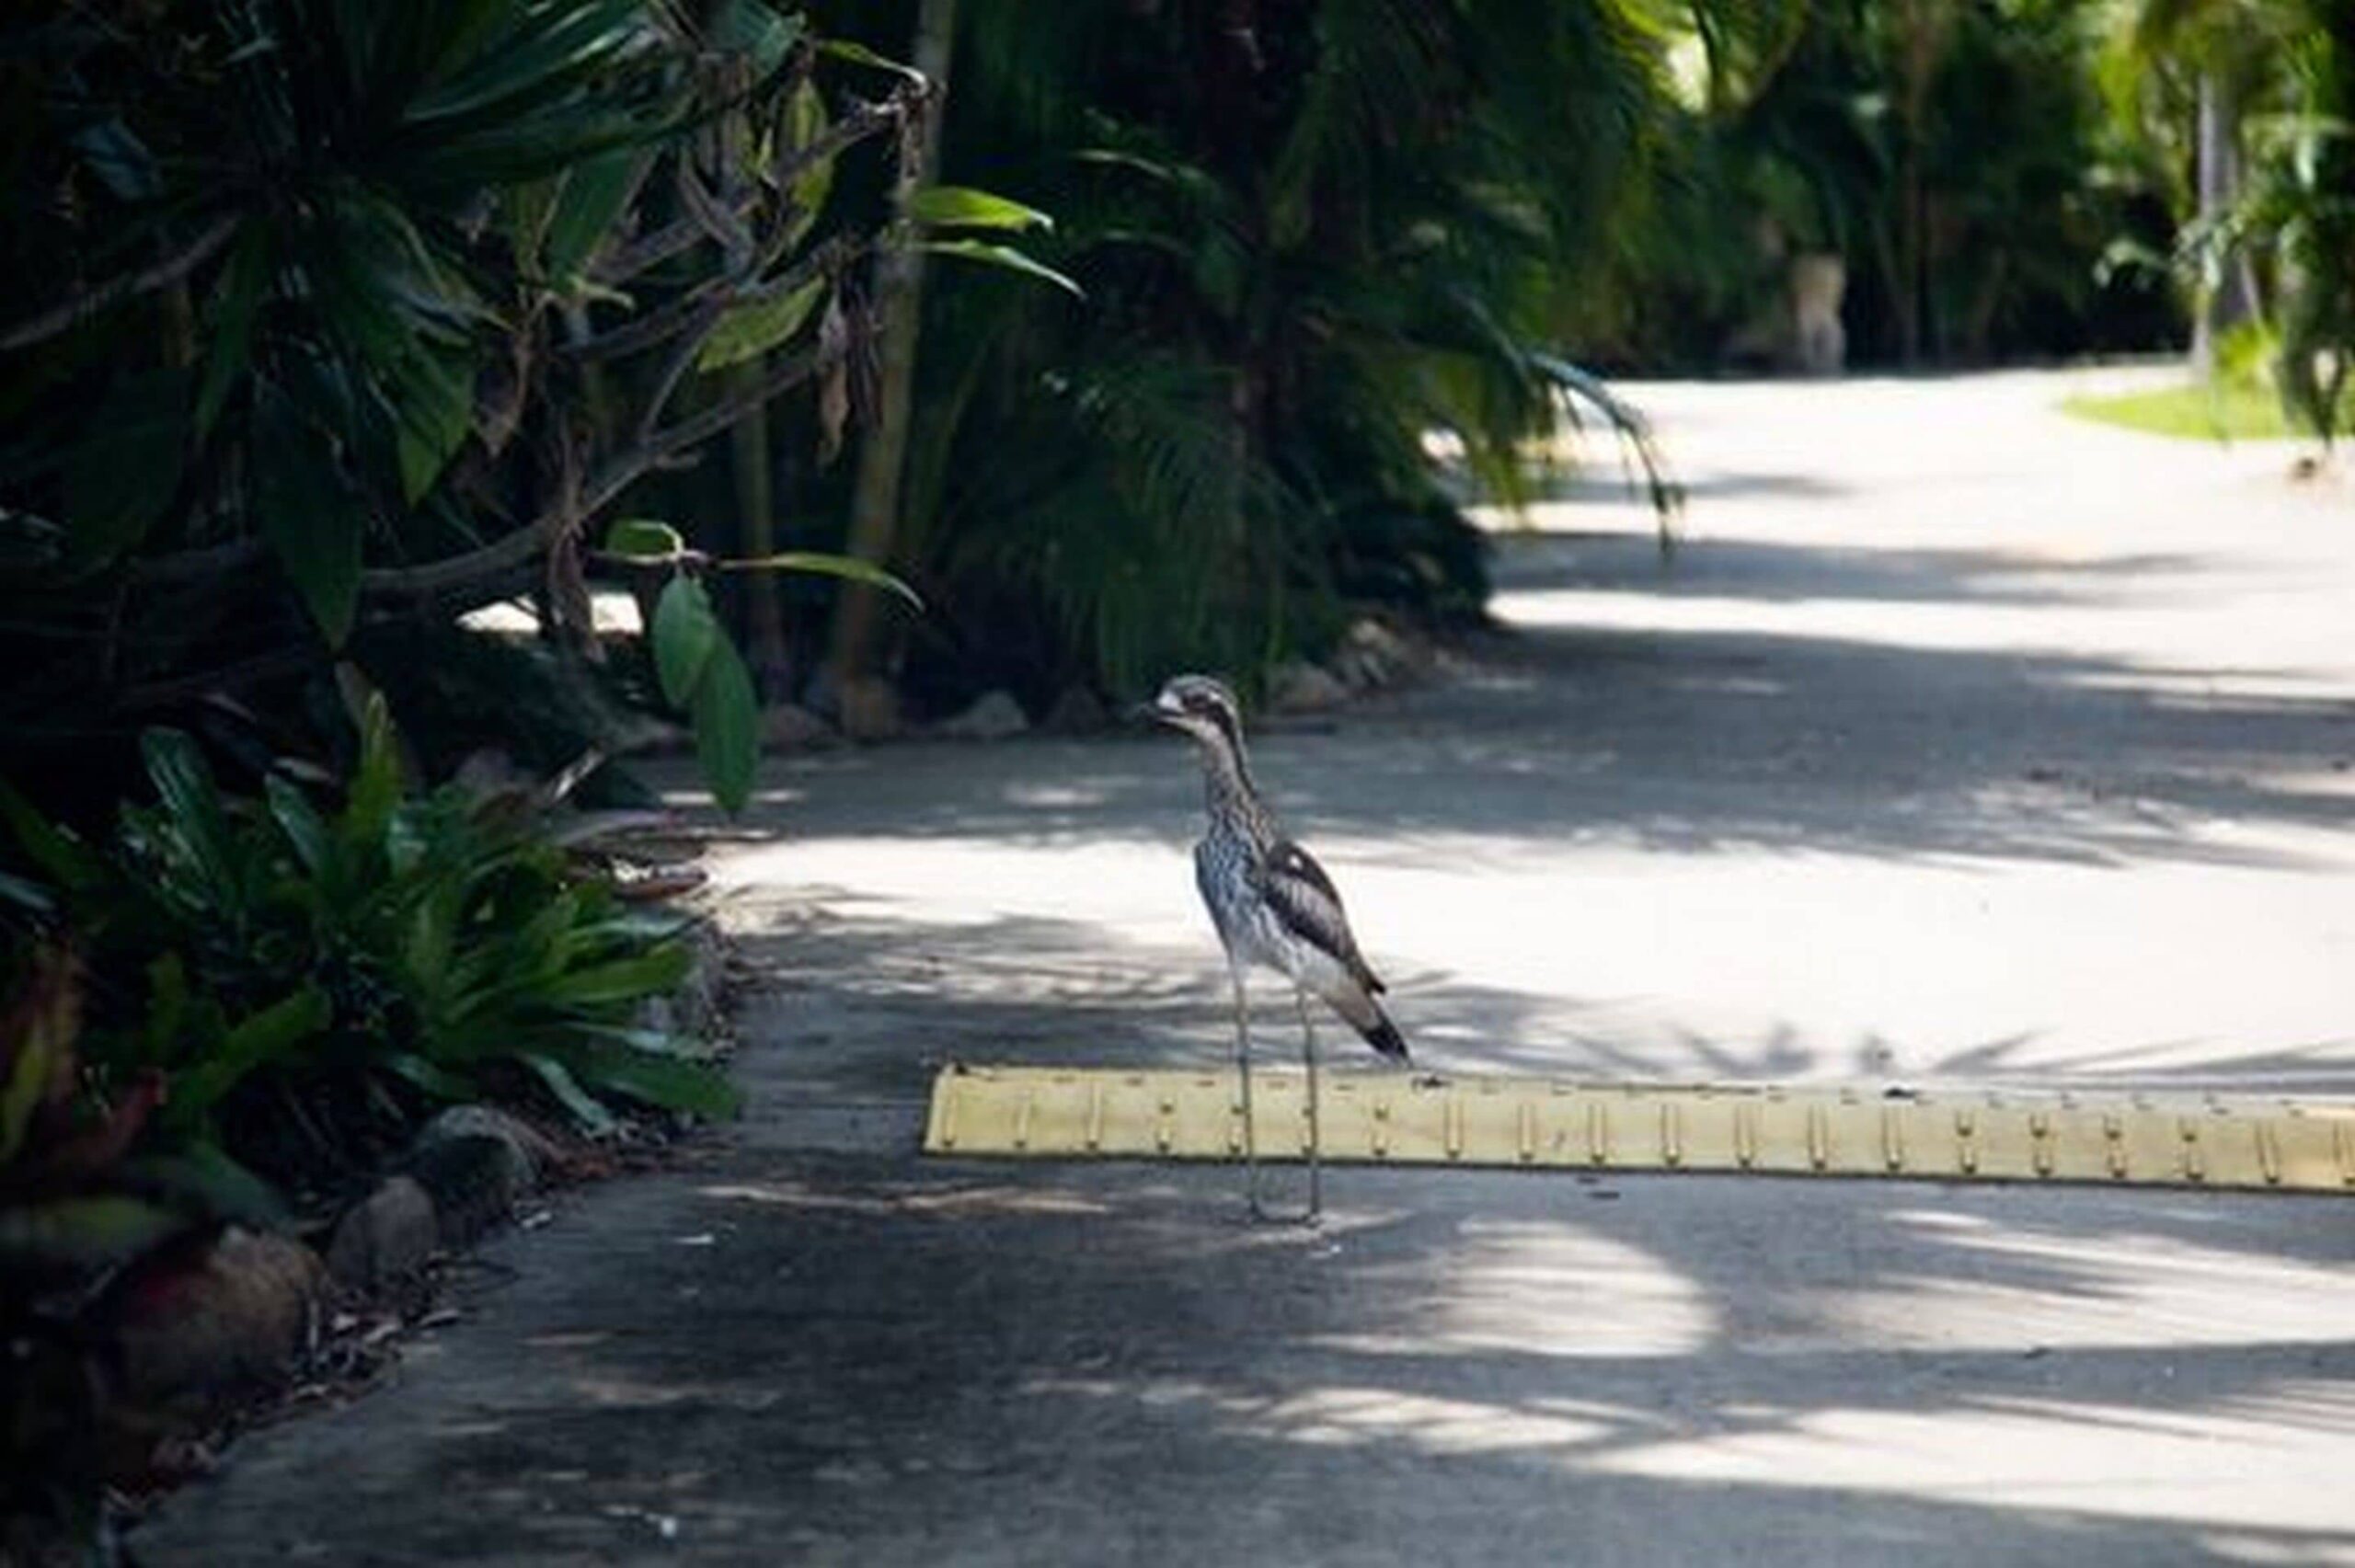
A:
827,0,957,692
2191,69,2258,379
729,395,788,692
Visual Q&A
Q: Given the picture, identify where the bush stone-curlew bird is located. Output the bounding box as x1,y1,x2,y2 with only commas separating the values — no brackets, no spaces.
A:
1146,673,1406,1223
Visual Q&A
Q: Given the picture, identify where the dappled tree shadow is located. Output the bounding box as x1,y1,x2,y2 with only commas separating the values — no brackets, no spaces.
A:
1488,526,2212,607
695,532,2352,870
144,1141,2355,1565
722,899,2355,1105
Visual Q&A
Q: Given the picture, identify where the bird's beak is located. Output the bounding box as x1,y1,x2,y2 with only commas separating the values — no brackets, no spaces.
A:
1134,693,1185,727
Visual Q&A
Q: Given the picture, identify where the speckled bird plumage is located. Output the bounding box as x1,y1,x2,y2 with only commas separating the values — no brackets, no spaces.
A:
1152,675,1407,1063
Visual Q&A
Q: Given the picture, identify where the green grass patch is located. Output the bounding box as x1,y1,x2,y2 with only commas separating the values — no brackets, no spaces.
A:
2062,380,2347,441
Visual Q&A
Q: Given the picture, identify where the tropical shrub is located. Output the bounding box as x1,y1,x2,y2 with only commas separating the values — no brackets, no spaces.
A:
0,0,1015,807
789,0,1677,707
0,945,273,1557
2189,5,2355,442
5,701,735,1196
1597,0,2183,371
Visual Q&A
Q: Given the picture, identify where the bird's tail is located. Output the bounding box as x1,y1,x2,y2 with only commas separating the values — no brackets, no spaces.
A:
1357,1001,1410,1065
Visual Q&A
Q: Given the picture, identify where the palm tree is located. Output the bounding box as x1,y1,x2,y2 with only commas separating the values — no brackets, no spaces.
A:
2119,0,2307,371
813,0,1677,701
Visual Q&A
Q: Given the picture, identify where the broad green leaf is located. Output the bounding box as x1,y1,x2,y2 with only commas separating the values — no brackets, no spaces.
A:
197,225,267,436
143,954,190,1066
503,177,561,273
817,38,921,77
545,149,650,280
720,550,923,610
343,691,404,850
690,632,760,815
711,0,804,74
65,372,188,567
0,952,73,1164
166,984,332,1128
265,775,330,875
920,240,1084,298
0,871,53,918
140,729,239,896
401,880,462,1001
907,186,1052,234
408,0,649,124
380,1052,477,1102
777,77,832,249
0,780,100,893
540,943,692,1008
576,1045,741,1117
73,118,160,200
695,278,825,372
603,518,685,560
521,1051,616,1133
254,395,363,646
393,348,477,502
651,575,719,709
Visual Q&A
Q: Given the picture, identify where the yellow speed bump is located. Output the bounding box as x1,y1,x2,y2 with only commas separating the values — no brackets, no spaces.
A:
923,1065,2355,1195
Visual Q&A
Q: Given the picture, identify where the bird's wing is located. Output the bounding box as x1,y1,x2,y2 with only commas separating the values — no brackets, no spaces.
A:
1256,839,1385,995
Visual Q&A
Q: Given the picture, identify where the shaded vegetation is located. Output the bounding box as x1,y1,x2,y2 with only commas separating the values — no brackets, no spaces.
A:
1590,0,2186,371
786,0,1680,708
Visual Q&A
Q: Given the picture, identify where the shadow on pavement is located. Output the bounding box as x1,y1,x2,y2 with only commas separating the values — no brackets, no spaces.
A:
143,1149,2355,1565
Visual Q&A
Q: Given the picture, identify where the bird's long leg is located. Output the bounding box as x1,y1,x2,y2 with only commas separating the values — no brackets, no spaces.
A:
1233,964,1266,1221
1295,985,1322,1226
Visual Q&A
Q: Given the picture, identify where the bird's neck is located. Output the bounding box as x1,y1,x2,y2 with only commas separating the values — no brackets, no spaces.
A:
1199,738,1274,847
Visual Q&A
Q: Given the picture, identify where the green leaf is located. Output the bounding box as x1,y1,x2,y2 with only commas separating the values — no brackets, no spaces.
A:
165,984,332,1129
73,118,160,200
651,575,720,709
690,632,760,815
777,78,833,249
380,1052,477,1103
197,226,268,436
920,240,1084,298
140,728,240,896
143,955,189,1066
545,149,650,281
0,953,73,1164
401,880,461,1001
0,871,54,919
254,395,363,646
65,372,188,567
393,349,477,502
0,780,100,894
603,518,686,560
576,1045,740,1117
342,691,404,852
711,0,804,74
540,943,692,1008
521,1051,615,1133
696,278,825,372
719,550,923,610
817,38,921,78
907,186,1053,234
265,775,330,876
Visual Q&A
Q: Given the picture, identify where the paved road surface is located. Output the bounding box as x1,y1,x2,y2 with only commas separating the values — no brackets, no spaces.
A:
142,371,2355,1565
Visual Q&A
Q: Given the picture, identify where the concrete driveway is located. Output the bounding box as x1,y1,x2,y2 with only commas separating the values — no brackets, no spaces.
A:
141,371,2355,1565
